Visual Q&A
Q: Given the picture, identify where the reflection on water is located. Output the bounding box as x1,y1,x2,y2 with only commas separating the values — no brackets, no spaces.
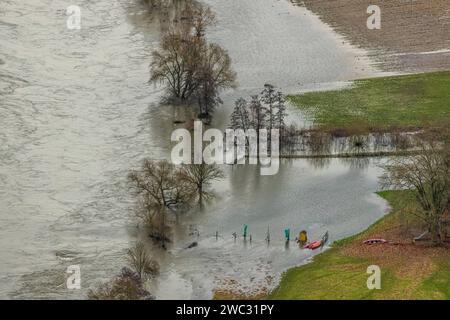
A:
0,0,388,299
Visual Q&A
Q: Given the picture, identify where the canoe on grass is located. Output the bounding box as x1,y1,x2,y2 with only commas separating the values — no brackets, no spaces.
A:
363,238,387,245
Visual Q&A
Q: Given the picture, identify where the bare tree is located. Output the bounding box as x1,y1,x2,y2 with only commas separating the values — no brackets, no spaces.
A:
150,31,203,101
382,139,450,244
274,91,287,130
230,87,287,131
88,267,154,300
197,43,236,118
229,86,289,153
249,95,267,146
230,98,250,131
178,163,224,205
150,3,235,110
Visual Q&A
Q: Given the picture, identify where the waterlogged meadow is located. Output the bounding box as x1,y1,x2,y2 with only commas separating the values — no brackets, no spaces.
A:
4,0,446,301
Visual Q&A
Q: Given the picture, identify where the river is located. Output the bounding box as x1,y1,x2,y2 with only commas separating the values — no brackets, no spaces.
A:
0,0,388,299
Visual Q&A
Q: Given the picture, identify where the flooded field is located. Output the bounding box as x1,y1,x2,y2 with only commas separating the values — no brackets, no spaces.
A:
294,0,450,72
0,0,389,299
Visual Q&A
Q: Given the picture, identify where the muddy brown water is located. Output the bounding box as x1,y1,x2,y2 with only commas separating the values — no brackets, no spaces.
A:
1,0,389,299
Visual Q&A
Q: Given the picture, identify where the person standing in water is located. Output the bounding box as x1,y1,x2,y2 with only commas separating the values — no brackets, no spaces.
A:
297,230,308,247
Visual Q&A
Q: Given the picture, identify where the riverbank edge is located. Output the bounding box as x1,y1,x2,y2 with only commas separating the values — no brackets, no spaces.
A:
266,191,392,300
212,191,392,300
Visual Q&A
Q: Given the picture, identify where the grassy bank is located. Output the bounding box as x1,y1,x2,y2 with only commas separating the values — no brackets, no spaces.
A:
269,190,450,300
289,71,450,133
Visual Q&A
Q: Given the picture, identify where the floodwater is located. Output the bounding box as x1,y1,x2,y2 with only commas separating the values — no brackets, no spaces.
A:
0,0,388,299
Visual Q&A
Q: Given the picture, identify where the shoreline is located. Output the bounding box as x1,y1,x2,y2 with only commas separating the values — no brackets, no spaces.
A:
213,173,448,300
213,192,388,300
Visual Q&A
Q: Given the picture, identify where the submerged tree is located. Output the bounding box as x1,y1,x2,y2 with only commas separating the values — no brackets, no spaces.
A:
261,84,277,132
178,163,224,205
229,85,289,152
150,31,203,101
128,160,223,247
274,91,287,130
382,138,450,244
88,242,159,300
149,3,235,112
231,86,288,134
196,43,236,119
182,3,217,38
88,267,154,300
248,95,267,145
127,242,159,280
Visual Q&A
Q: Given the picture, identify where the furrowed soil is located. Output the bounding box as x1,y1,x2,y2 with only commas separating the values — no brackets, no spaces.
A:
294,0,450,72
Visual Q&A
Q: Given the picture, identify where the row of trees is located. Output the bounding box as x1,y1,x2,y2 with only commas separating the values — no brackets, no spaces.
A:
230,84,287,132
229,84,288,148
128,160,223,248
150,3,236,118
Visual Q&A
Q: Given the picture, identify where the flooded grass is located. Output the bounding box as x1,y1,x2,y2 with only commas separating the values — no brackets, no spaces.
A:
288,71,450,133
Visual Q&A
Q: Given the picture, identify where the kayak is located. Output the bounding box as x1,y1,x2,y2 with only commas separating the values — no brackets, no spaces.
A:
303,241,321,250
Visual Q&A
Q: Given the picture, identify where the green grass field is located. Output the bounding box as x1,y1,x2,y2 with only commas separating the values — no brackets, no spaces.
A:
288,71,450,132
269,191,450,300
